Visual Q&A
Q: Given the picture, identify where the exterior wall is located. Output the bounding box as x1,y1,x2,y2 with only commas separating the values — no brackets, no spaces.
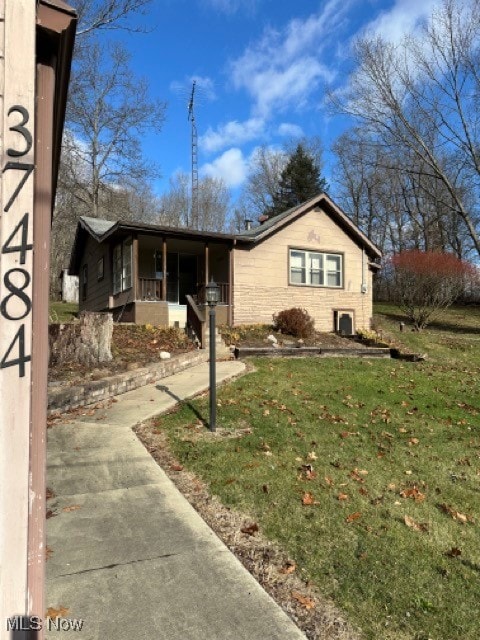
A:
134,301,169,325
79,234,111,312
233,207,374,332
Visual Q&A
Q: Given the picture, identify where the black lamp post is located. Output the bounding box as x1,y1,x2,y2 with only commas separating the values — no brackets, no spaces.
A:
205,279,220,432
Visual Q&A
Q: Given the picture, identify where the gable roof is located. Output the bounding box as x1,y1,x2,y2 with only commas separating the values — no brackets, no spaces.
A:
234,193,382,260
69,193,382,274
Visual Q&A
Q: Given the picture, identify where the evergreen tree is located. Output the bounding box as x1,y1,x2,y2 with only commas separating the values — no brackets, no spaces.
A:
268,143,326,218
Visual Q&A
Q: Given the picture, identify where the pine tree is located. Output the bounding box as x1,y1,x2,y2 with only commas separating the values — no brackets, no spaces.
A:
268,143,326,218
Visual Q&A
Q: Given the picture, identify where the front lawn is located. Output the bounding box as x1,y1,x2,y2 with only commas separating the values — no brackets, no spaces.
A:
154,305,480,639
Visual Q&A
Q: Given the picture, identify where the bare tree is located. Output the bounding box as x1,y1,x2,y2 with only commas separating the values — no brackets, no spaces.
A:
239,146,287,220
65,41,165,217
72,0,153,36
333,0,480,258
158,171,230,232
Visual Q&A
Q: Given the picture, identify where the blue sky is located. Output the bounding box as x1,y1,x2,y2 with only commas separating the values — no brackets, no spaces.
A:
118,0,443,199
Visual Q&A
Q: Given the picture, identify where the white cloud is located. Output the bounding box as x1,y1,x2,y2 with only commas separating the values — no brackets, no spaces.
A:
362,0,442,44
230,0,350,118
201,0,258,14
201,148,249,187
200,117,265,153
278,123,304,138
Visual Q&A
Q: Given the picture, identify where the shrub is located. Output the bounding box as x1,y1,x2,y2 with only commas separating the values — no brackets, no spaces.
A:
389,250,475,330
273,308,315,338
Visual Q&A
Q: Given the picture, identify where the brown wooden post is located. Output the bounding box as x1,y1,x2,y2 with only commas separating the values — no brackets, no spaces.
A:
205,242,209,284
161,236,167,301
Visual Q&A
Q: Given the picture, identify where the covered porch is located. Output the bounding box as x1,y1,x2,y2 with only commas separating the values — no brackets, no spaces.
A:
117,232,234,337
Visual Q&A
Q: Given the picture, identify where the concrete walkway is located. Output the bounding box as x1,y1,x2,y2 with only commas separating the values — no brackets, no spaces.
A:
46,360,307,640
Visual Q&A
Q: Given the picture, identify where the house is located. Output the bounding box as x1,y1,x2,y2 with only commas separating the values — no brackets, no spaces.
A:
69,193,381,343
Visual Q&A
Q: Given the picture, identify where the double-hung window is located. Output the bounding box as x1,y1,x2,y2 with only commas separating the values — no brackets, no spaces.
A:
289,249,343,288
113,238,132,294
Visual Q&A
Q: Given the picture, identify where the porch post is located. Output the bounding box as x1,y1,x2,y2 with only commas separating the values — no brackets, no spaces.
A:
205,242,209,284
162,236,167,301
132,235,138,301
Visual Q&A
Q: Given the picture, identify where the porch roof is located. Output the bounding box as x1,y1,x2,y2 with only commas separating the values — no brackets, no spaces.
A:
69,193,382,274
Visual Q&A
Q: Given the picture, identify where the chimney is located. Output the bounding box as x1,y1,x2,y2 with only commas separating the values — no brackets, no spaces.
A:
244,219,252,231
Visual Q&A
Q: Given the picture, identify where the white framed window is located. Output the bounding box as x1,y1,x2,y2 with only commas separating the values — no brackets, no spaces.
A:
113,238,133,294
289,249,343,288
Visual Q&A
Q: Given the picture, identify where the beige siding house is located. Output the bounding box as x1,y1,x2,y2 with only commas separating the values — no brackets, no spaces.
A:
69,193,381,342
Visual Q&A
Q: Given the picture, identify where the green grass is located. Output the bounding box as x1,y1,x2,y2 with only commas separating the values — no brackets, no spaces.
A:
156,305,480,639
49,301,78,323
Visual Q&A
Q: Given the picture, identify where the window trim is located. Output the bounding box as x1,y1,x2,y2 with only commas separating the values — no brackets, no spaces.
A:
288,248,344,289
112,237,133,295
97,256,104,281
82,264,88,301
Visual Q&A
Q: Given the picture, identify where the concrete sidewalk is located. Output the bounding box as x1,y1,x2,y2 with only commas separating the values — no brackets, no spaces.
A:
46,360,307,639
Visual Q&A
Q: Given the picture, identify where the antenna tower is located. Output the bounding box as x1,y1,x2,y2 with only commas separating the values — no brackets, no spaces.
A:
188,80,199,228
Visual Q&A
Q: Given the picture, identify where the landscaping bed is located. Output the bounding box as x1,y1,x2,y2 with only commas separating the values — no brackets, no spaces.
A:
48,323,195,386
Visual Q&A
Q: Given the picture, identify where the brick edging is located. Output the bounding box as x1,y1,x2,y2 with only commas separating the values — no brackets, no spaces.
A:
48,350,210,415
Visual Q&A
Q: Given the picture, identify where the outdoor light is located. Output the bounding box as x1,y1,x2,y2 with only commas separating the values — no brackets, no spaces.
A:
206,280,219,431
205,279,220,306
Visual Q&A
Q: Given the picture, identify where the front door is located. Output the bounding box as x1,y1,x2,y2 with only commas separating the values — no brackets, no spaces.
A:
179,254,197,304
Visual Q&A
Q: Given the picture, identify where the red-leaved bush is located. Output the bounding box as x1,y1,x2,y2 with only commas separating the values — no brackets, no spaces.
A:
389,250,475,330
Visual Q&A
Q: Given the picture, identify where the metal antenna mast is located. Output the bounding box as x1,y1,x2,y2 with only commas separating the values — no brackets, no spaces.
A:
188,80,199,228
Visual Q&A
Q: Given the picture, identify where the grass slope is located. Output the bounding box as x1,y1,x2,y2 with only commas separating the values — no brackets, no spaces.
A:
156,305,480,640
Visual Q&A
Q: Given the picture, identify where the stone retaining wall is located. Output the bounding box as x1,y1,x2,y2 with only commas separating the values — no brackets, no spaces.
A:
48,350,210,416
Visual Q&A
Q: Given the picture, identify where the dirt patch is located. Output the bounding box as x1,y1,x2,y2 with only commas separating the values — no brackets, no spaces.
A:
135,421,361,640
49,324,195,385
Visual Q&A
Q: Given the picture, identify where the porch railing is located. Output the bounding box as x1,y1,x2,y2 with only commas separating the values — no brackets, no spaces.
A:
196,282,229,305
186,295,205,347
138,278,162,301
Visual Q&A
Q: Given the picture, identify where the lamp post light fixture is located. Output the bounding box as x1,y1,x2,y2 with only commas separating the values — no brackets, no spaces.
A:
205,279,220,432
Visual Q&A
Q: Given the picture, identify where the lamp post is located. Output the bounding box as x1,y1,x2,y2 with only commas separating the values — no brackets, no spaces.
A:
205,279,220,432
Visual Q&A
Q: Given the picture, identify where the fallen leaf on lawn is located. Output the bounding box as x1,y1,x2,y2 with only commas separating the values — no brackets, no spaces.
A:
408,437,420,445
399,427,408,433
346,511,362,523
291,591,315,610
438,503,474,524
338,493,349,501
262,484,269,493
324,476,334,487
46,509,57,519
240,522,259,536
263,409,270,416
358,487,369,496
264,450,273,457
446,547,462,558
302,492,319,505
350,469,365,484
404,515,428,532
62,505,81,513
46,606,69,618
405,470,413,475
170,464,184,472
280,562,296,575
307,451,317,461
400,486,426,502
387,483,396,491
